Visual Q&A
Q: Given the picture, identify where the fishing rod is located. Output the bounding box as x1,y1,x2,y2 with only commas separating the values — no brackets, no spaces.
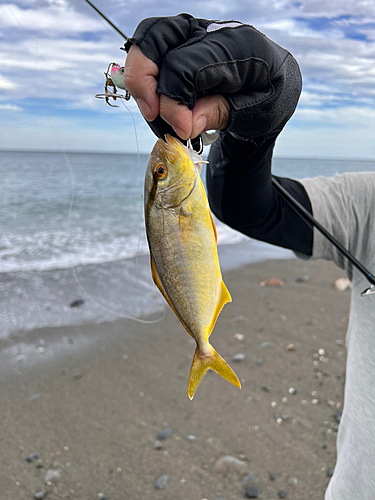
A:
83,0,375,297
272,177,375,296
83,0,128,40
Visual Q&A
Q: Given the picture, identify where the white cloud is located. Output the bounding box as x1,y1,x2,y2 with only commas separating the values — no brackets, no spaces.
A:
1,0,375,157
0,103,22,110
0,3,104,33
0,74,18,90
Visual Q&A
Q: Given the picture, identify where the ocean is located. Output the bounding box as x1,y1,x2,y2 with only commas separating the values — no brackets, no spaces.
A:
1,151,374,341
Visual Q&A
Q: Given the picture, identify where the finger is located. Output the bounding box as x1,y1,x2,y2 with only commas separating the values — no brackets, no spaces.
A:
191,95,230,139
124,45,159,121
159,94,193,140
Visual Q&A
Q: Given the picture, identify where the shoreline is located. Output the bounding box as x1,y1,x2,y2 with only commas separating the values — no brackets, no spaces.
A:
1,257,350,499
0,239,293,341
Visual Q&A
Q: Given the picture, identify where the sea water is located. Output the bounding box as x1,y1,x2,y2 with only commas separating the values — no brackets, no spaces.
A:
1,151,374,338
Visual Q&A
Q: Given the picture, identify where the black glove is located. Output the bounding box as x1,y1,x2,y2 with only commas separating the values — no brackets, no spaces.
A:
125,14,302,143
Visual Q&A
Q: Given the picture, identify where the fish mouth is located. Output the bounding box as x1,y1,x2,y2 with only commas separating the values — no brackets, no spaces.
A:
157,134,185,163
155,134,199,209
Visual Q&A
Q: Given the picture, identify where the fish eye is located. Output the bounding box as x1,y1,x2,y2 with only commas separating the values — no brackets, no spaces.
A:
153,163,168,180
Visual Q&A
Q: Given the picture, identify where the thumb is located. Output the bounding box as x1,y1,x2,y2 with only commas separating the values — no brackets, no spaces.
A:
191,95,230,139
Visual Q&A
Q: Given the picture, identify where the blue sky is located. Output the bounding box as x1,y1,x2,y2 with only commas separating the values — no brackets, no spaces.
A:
1,0,375,158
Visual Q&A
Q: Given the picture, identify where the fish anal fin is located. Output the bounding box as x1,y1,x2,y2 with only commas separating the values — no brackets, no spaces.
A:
188,344,241,399
150,254,193,338
208,280,232,338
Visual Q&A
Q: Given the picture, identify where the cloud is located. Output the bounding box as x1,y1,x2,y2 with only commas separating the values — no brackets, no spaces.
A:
1,0,375,157
0,3,104,34
0,103,22,110
0,74,18,90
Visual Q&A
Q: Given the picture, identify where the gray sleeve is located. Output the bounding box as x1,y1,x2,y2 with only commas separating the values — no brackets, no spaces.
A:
299,173,375,275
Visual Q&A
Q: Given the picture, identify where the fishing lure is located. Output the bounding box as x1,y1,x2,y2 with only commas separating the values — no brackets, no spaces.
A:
95,62,130,107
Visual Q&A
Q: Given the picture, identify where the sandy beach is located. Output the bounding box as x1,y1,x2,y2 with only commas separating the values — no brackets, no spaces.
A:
0,257,350,500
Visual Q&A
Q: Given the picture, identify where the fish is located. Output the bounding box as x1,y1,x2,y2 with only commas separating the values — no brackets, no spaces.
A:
144,134,241,399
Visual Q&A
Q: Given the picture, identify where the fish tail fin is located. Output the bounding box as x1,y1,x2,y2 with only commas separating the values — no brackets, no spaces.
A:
188,344,241,400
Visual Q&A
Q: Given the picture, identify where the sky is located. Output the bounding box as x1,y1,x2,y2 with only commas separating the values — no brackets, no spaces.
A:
1,0,375,158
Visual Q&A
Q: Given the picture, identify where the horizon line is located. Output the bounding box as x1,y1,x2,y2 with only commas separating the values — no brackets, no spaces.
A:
0,148,375,162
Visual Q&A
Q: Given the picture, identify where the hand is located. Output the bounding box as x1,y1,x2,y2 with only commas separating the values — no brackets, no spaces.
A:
124,45,230,140
124,15,301,142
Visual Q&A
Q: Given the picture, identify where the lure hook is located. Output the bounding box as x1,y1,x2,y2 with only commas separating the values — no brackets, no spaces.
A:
95,62,130,107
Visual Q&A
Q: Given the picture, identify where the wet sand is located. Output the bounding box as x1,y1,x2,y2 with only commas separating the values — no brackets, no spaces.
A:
0,257,350,500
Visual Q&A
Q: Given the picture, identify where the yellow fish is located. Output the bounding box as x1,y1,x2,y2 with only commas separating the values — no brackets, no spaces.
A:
144,134,241,399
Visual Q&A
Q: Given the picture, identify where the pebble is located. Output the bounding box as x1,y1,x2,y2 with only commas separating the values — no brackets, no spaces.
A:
153,440,164,450
26,452,39,463
157,428,172,440
288,477,298,485
233,353,246,362
327,469,334,477
269,473,276,481
232,315,248,323
335,339,344,346
278,491,288,498
286,344,295,351
34,491,48,500
28,393,41,401
259,342,272,349
187,435,197,441
70,299,84,308
37,347,45,354
214,455,247,474
288,387,296,395
262,386,272,393
334,410,342,423
296,275,309,282
44,469,61,485
256,359,263,366
240,474,257,487
234,333,245,341
155,475,169,490
98,494,108,500
260,278,284,287
334,278,350,291
245,484,262,498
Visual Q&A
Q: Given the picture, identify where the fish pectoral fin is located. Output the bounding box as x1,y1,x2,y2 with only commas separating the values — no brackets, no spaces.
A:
188,344,241,400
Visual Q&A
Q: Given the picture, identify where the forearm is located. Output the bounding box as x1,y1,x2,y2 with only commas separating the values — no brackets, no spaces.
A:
206,132,313,256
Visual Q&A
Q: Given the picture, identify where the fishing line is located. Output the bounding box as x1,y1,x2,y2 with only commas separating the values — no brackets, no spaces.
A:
63,141,166,325
61,75,167,324
8,2,166,325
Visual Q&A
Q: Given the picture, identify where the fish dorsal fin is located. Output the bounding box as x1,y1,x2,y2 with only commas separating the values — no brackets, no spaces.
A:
150,254,193,338
208,280,232,338
209,211,218,243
